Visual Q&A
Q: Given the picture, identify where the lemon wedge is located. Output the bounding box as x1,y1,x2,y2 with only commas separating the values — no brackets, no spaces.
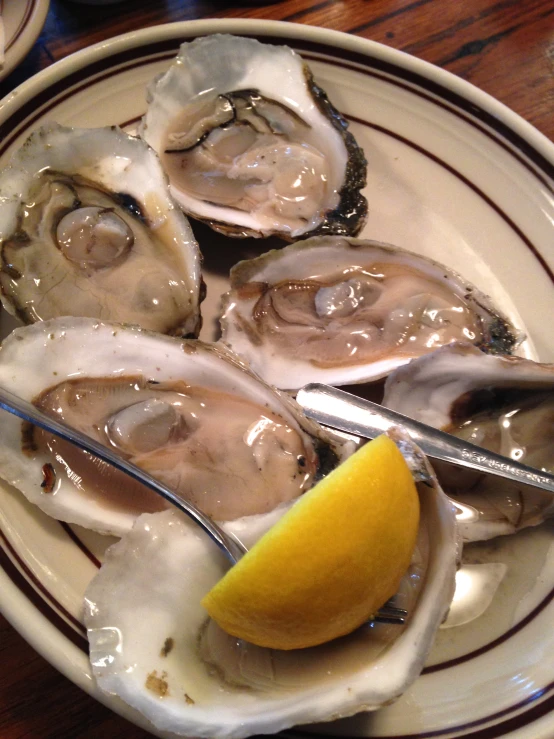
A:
201,434,420,650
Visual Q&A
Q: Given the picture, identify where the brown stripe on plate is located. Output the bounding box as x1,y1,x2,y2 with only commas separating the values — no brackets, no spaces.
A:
0,31,552,192
0,43,181,154
286,681,554,739
0,526,86,635
119,101,554,287
300,51,554,195
1,27,553,673
59,522,102,569
0,27,553,737
281,36,554,185
0,39,548,288
424,580,554,674
348,114,554,283
5,0,38,53
0,527,88,651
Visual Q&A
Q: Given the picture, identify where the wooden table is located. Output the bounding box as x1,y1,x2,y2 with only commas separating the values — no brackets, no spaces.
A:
0,0,552,736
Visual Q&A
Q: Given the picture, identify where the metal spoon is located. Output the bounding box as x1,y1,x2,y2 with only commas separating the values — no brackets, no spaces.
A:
296,383,554,495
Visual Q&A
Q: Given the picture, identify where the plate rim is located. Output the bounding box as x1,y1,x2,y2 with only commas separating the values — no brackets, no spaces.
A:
0,16,553,739
1,18,553,161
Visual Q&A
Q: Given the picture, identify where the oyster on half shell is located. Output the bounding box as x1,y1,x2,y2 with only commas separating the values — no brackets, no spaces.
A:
0,123,202,336
383,343,554,541
85,433,459,739
0,317,350,536
220,236,518,390
140,35,367,239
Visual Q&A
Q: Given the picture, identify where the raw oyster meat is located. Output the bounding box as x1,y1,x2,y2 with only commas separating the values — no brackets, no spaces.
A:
0,317,350,536
384,343,554,541
0,123,202,336
85,434,459,739
220,236,517,390
140,35,367,239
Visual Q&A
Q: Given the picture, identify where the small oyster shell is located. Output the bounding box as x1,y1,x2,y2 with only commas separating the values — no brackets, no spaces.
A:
140,35,367,239
383,343,554,541
0,123,202,336
220,236,518,390
84,435,459,739
0,317,350,536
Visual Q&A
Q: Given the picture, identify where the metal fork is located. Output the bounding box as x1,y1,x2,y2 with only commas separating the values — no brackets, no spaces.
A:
0,384,407,626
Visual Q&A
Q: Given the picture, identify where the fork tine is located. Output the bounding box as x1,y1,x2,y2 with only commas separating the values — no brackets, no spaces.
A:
373,613,406,625
372,601,407,625
378,605,408,618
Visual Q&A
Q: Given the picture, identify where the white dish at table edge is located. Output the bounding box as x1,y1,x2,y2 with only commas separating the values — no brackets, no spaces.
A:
0,17,553,739
0,0,50,81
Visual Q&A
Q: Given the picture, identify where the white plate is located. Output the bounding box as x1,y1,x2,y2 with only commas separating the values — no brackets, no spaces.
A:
0,18,553,739
0,0,50,80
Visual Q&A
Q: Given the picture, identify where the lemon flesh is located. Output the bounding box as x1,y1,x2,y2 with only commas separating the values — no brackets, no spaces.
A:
201,434,420,650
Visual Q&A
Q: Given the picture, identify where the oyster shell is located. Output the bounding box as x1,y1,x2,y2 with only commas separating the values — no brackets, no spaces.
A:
140,35,367,239
0,317,350,536
383,343,554,541
0,123,202,336
85,434,459,739
220,236,518,390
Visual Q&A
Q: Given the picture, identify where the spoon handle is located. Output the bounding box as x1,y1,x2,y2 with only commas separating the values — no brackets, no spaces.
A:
0,385,244,564
296,383,554,495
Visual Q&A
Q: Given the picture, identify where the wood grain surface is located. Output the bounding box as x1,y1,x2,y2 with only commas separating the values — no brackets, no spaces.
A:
0,0,552,737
